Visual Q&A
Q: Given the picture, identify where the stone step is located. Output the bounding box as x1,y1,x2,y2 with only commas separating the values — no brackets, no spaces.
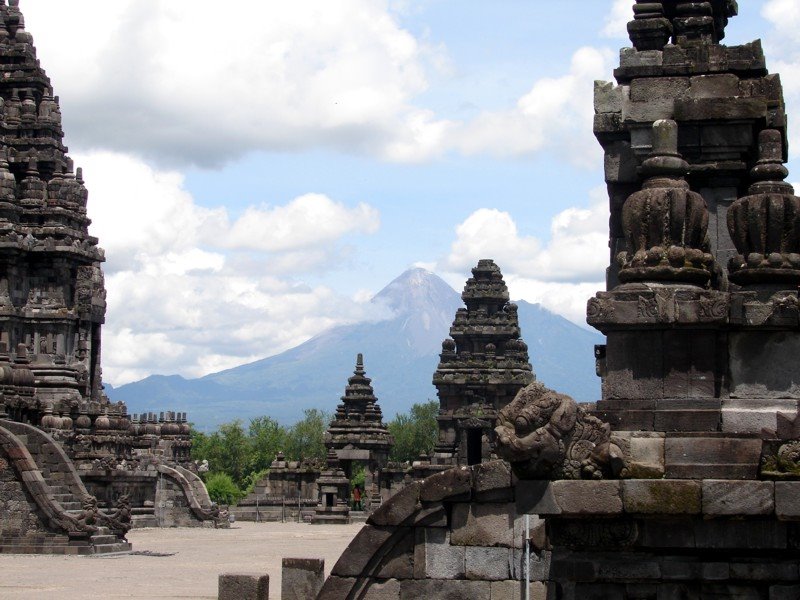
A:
92,542,132,555
131,515,158,529
90,535,119,545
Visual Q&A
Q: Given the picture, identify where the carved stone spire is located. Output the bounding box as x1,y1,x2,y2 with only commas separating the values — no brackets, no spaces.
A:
618,119,715,286
627,1,738,51
432,259,534,467
324,354,393,470
727,129,800,285
628,1,672,51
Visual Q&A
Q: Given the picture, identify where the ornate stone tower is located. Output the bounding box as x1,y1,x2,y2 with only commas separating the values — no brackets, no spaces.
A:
432,259,534,466
0,0,107,426
325,354,393,485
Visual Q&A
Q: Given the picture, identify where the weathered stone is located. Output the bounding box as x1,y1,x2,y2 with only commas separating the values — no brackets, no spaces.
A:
511,548,552,581
217,573,269,600
516,480,560,516
694,520,786,550
419,467,471,503
771,584,800,599
551,481,622,515
729,561,798,581
687,74,740,98
595,81,624,114
362,578,401,600
375,529,414,579
622,480,701,514
730,332,800,399
465,545,511,580
776,482,800,520
451,502,517,547
630,77,690,102
331,526,394,577
702,480,774,516
316,576,357,600
368,482,420,527
473,460,512,495
626,434,665,478
664,437,762,479
419,527,465,579
495,382,624,481
281,558,325,600
399,579,491,600
721,398,800,436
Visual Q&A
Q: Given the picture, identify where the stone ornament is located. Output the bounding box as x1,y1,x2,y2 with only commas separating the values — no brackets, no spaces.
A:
627,1,738,51
618,119,715,286
727,129,800,285
493,382,626,480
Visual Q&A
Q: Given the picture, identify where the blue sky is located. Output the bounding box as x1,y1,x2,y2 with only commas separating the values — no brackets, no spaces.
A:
17,0,800,384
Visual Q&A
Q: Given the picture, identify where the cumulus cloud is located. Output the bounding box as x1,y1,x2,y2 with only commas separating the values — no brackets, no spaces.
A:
439,187,609,324
602,0,633,39
77,151,384,385
21,2,614,168
442,186,609,284
448,47,614,168
762,0,800,157
23,0,438,167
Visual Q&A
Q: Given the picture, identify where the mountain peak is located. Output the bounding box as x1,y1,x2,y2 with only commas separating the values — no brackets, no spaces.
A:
373,267,460,315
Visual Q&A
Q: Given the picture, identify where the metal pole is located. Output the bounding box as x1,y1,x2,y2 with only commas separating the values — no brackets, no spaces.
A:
256,495,259,523
524,514,530,600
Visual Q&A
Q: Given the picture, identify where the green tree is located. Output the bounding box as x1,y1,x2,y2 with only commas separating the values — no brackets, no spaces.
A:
248,416,287,473
204,472,243,505
388,400,439,463
285,408,331,461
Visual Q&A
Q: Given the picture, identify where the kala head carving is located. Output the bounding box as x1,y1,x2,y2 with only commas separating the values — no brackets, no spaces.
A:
493,382,626,480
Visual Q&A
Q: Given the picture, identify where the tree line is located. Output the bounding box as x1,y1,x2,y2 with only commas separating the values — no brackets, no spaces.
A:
191,401,438,504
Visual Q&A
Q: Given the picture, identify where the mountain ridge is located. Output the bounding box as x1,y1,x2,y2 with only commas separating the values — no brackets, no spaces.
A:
111,268,603,430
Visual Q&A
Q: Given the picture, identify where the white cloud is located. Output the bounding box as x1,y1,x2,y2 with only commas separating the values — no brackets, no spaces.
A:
449,47,614,168
23,0,438,167
220,195,379,253
78,151,384,385
602,0,633,39
442,186,609,284
21,2,614,168
762,0,800,158
438,187,609,326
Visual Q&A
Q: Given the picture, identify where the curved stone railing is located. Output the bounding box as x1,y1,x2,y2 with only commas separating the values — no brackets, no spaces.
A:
0,422,93,537
1,419,91,500
173,463,215,508
0,419,131,537
156,463,223,523
316,461,514,599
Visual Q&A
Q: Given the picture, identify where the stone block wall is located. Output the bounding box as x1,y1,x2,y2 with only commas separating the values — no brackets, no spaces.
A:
315,461,800,599
0,443,51,546
154,472,209,528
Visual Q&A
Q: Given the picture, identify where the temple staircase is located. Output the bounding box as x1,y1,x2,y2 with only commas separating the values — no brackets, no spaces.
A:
0,420,132,554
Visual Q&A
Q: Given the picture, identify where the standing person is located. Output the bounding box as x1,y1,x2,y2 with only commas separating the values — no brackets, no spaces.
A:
353,485,362,511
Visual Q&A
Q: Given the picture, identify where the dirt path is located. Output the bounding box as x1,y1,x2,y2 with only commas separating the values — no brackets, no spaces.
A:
0,521,363,599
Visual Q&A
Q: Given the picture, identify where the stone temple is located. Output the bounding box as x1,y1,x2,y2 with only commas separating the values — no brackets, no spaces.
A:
0,0,221,556
298,1,800,598
432,259,534,467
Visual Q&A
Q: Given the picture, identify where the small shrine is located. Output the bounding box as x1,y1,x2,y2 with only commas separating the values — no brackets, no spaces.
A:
432,259,534,466
324,354,393,494
311,449,351,525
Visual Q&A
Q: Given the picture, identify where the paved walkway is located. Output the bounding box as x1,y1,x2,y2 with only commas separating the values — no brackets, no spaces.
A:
0,521,363,599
